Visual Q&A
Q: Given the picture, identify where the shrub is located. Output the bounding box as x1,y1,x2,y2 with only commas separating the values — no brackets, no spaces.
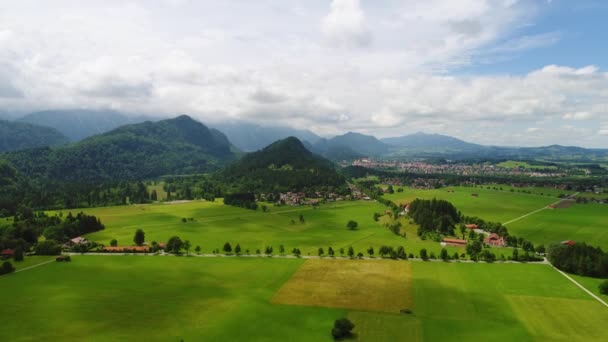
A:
0,261,15,275
331,318,355,340
600,280,608,295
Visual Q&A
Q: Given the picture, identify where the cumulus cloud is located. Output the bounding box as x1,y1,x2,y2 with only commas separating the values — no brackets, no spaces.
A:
0,1,606,147
322,0,371,47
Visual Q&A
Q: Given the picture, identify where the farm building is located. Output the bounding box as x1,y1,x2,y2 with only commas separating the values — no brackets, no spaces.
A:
442,238,467,247
465,224,478,230
561,240,575,246
484,233,506,247
69,237,88,245
1,249,14,259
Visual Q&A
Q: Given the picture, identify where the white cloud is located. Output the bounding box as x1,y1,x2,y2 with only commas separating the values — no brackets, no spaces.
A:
527,127,541,133
0,1,606,147
563,111,593,120
322,0,371,47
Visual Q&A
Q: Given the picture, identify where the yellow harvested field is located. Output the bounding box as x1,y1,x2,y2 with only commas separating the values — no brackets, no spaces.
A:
272,259,412,313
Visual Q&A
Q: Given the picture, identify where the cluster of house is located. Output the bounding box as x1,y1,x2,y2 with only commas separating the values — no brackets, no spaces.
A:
441,224,506,248
352,159,567,178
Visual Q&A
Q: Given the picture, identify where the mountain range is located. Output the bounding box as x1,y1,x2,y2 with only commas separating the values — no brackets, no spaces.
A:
4,115,238,182
17,109,156,141
0,120,69,152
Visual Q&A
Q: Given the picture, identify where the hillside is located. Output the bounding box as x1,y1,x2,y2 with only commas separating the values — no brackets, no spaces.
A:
4,115,238,182
212,122,321,152
0,120,69,152
312,132,389,160
17,109,156,141
221,137,345,192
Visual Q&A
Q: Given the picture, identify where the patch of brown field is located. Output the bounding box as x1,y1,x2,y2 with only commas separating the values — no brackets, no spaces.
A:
552,199,575,209
271,259,412,313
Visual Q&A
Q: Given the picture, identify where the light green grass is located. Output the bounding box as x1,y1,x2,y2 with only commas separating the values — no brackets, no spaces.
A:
569,274,608,301
0,256,344,342
59,200,454,256
506,203,608,250
384,186,557,223
3,257,607,341
412,262,608,341
4,255,56,271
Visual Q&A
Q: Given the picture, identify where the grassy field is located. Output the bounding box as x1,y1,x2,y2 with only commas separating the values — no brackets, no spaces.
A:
0,256,344,342
411,262,608,341
506,203,608,250
61,200,457,256
3,255,56,271
496,160,558,170
273,259,412,313
2,256,607,341
384,185,557,223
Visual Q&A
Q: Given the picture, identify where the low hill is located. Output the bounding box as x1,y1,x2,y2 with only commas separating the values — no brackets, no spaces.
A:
0,120,69,152
212,122,321,152
4,115,239,182
221,137,345,192
17,109,156,141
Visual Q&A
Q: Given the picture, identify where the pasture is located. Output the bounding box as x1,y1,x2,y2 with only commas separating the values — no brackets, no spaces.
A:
384,185,557,223
61,200,456,256
1,256,607,341
506,203,608,250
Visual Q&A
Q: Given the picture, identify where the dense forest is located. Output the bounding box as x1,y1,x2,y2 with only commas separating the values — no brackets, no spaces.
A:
0,120,69,152
408,198,460,235
3,115,238,183
219,137,347,193
548,243,608,278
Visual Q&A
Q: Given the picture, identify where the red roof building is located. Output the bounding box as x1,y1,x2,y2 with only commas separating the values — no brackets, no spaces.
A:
465,224,478,229
1,249,15,258
442,238,467,246
561,240,575,246
484,233,506,247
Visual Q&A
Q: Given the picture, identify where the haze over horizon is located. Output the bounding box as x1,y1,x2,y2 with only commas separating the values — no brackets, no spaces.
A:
1,0,607,148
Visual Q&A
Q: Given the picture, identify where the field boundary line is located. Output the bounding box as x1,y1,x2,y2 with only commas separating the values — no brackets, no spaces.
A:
0,259,55,278
550,265,608,308
503,193,579,226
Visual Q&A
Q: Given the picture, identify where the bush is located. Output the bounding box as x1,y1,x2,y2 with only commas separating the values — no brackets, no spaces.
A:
1,261,15,275
400,308,413,314
35,240,62,255
331,318,355,340
600,280,608,295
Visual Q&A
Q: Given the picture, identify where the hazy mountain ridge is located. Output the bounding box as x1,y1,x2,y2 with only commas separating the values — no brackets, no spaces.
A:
0,120,70,152
212,122,321,152
17,109,159,141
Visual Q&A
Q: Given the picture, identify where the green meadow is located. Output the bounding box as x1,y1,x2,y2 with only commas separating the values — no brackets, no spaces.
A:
1,256,607,341
506,203,608,250
66,200,437,255
383,185,557,223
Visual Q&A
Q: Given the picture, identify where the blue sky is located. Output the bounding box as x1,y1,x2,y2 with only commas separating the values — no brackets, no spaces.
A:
0,0,607,147
463,1,608,75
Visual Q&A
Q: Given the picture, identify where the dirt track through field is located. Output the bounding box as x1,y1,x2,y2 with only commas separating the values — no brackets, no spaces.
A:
503,193,579,226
